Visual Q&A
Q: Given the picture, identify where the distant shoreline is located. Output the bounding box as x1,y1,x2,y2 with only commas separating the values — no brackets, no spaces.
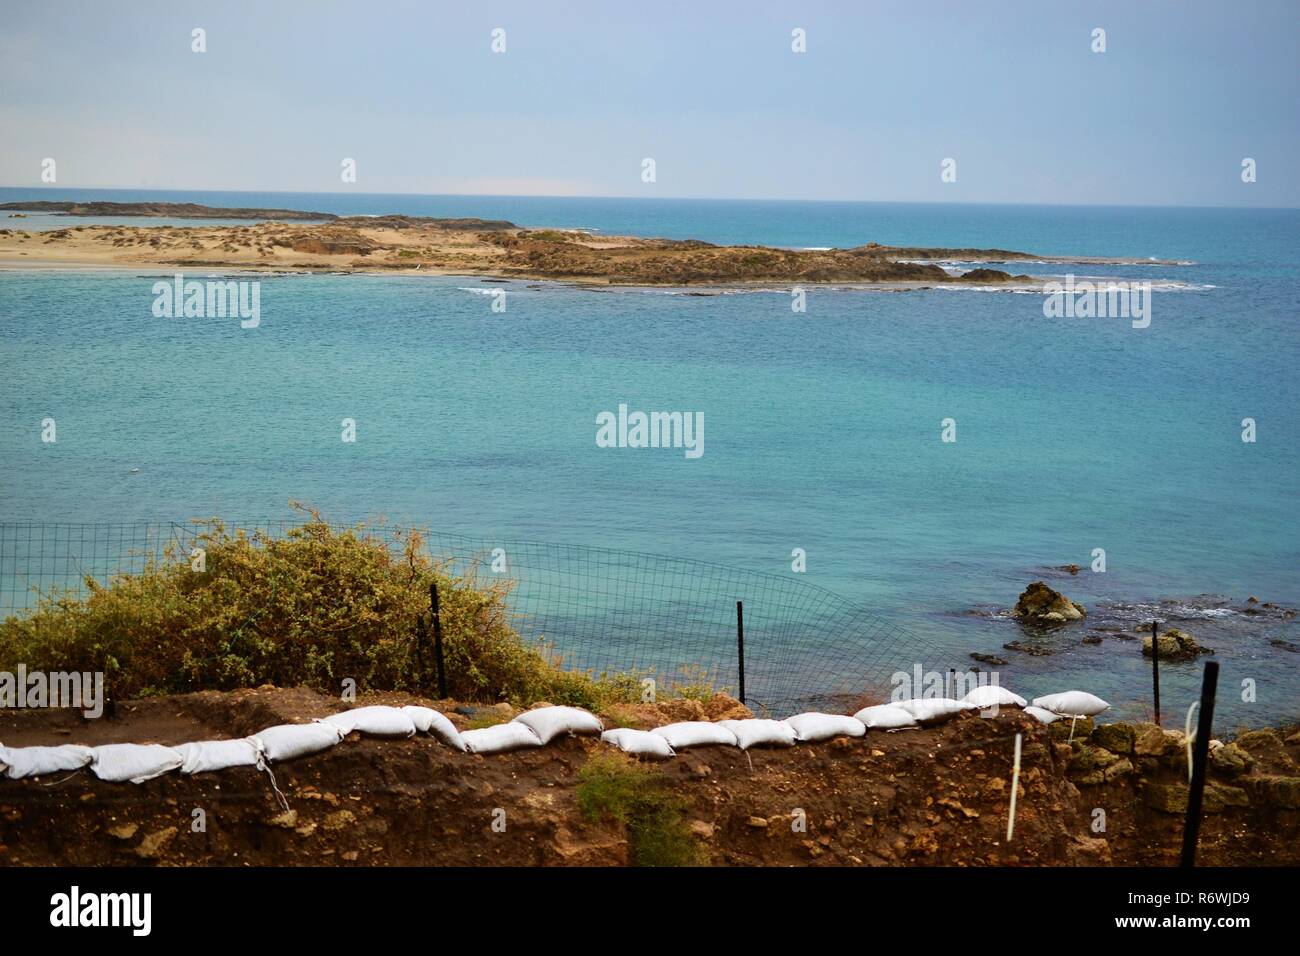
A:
0,199,1176,288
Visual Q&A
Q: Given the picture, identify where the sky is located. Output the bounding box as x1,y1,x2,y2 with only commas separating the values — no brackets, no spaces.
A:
2,0,1297,207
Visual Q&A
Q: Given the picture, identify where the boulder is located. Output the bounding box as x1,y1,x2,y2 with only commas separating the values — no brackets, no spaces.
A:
1050,716,1095,741
1132,722,1168,756
1012,581,1086,627
1091,722,1136,755
1206,783,1250,810
1103,758,1135,782
1210,742,1254,778
1142,627,1212,660
1236,728,1284,756
1003,640,1054,657
1067,744,1119,776
1142,781,1243,814
1145,782,1188,814
1242,775,1300,810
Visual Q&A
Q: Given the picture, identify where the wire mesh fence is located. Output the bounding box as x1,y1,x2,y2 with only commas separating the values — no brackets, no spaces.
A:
0,519,957,714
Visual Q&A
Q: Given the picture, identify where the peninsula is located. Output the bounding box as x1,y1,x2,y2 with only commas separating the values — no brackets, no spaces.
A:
0,200,1045,285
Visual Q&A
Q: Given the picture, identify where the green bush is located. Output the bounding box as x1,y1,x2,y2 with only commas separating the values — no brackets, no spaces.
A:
0,511,641,707
577,752,703,867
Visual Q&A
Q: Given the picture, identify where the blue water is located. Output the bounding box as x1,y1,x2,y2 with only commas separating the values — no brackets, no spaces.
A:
2,188,1298,726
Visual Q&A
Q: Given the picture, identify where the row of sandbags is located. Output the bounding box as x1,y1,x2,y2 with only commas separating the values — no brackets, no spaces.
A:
0,689,1110,782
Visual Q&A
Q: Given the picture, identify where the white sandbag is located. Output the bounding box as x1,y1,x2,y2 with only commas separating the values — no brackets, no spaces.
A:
0,743,94,780
652,721,739,749
1031,691,1110,717
720,719,798,750
402,706,468,752
785,712,867,743
601,728,676,759
176,738,261,774
323,705,417,738
961,685,1028,710
853,704,919,730
91,743,183,783
894,697,975,725
463,721,542,754
1024,705,1061,724
252,722,344,762
513,705,603,745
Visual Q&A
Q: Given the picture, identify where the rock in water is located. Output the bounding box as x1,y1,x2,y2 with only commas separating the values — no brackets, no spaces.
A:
1142,627,1213,660
1012,581,1087,627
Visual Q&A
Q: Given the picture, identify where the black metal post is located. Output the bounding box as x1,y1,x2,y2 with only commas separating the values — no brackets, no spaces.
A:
1180,660,1220,868
1151,621,1161,726
431,582,447,699
736,600,746,705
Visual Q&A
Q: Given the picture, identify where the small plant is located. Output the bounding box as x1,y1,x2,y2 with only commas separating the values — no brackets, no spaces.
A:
463,709,512,730
664,664,725,702
577,752,703,867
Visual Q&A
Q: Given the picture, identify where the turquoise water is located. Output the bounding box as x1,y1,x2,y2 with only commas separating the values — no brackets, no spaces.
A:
1,189,1297,725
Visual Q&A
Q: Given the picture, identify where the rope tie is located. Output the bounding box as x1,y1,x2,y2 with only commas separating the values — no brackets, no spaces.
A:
256,754,290,813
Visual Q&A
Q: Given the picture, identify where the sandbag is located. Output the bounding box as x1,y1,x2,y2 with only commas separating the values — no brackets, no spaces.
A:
961,685,1028,710
253,722,344,762
402,706,468,752
323,705,417,738
720,718,797,750
853,704,918,730
601,728,676,759
463,722,542,754
91,743,183,783
784,712,867,743
176,738,261,774
1031,691,1110,717
893,697,975,725
513,706,603,745
1024,705,1061,724
651,721,739,749
0,743,94,779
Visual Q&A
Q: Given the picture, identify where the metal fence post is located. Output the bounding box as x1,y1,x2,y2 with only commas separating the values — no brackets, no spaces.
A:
1151,621,1161,726
430,582,447,699
1180,660,1220,867
736,600,746,705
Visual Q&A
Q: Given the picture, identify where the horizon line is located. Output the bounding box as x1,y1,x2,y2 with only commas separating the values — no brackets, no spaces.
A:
1,184,1295,213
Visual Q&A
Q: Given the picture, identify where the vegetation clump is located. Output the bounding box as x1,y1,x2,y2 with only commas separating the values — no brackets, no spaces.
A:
0,510,648,708
577,752,702,866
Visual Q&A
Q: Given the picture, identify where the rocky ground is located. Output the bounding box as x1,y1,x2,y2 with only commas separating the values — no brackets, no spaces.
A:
1,687,1296,867
0,207,1040,285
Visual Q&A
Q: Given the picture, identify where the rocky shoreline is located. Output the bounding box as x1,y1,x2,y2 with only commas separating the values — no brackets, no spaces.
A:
966,581,1297,673
0,201,1048,286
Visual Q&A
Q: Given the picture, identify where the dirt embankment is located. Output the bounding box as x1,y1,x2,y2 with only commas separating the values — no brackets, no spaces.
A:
0,208,1036,285
1,687,1295,867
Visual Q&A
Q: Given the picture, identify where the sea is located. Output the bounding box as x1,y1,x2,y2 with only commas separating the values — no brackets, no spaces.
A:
1,187,1297,726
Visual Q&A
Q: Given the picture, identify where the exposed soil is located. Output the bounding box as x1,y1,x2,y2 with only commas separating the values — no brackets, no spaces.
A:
1,687,1295,867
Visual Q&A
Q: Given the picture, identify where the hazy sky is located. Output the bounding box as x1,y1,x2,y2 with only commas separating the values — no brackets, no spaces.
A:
2,0,1297,206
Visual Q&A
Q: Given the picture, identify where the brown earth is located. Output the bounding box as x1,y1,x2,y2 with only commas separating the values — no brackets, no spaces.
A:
2,687,1296,867
0,214,1039,286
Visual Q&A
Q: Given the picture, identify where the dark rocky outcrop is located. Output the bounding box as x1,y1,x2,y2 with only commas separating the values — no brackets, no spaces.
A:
959,267,1033,282
1012,581,1086,627
0,200,336,221
1142,626,1212,660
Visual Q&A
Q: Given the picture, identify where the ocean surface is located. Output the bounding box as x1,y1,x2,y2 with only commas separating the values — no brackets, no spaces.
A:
1,188,1298,726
